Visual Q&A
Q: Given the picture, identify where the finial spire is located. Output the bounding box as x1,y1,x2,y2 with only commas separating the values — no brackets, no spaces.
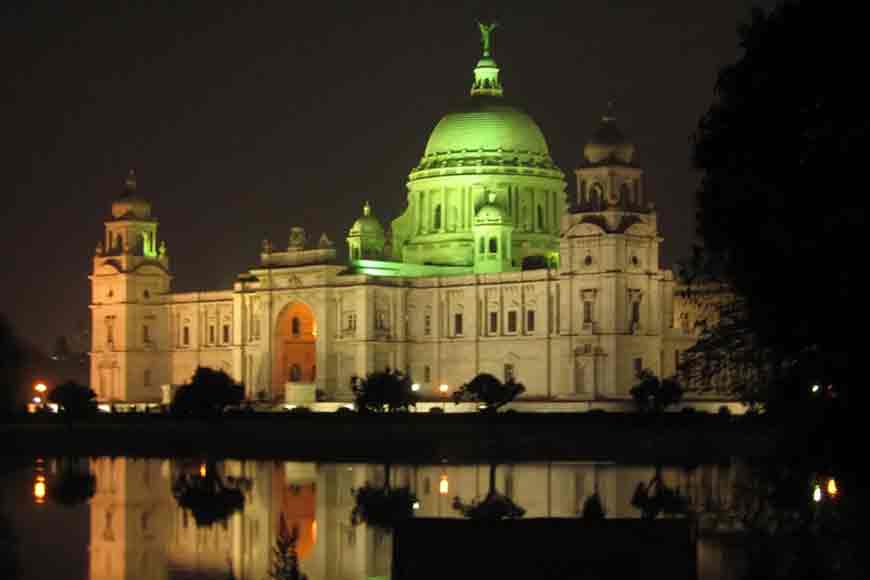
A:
470,21,503,97
363,201,371,216
124,169,137,193
603,101,616,122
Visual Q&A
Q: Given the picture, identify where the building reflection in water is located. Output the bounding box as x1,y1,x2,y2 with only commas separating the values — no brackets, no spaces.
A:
87,458,742,580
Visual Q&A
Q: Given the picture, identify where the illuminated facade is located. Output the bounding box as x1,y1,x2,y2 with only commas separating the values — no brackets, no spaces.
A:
89,27,710,407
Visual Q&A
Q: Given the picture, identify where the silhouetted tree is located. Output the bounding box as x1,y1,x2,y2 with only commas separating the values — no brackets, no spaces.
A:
691,0,865,408
50,458,96,507
171,367,244,417
629,370,683,413
268,514,307,580
451,373,525,414
352,370,417,414
581,493,605,519
48,380,97,420
172,461,246,527
0,315,24,415
630,467,689,520
350,464,417,531
0,511,15,580
452,462,525,520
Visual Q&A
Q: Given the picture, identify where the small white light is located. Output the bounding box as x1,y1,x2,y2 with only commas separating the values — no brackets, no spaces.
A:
439,384,448,394
811,384,820,393
283,404,296,411
411,383,420,392
412,501,420,510
812,484,822,503
32,396,42,404
344,404,354,410
98,404,112,413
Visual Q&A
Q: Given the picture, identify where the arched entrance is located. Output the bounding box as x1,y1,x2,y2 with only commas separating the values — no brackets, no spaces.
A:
273,302,316,398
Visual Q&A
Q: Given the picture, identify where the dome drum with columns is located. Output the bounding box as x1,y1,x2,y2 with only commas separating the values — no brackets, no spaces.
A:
87,22,720,411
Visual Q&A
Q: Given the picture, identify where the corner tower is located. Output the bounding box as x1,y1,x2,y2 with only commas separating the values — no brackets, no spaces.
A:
390,22,566,274
90,171,171,402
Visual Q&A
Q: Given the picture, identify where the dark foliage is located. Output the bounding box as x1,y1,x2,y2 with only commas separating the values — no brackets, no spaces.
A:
172,462,246,527
452,490,525,520
630,468,689,520
48,380,97,418
629,370,683,413
268,514,308,580
690,0,865,408
350,482,417,531
0,315,24,414
352,369,417,414
0,511,15,580
581,493,605,519
171,367,244,417
451,373,525,413
50,459,96,507
453,462,525,521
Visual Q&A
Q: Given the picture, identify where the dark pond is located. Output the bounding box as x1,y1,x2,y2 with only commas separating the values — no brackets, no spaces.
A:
0,456,812,579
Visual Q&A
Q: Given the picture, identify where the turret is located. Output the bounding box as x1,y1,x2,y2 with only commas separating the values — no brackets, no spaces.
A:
347,202,385,262
473,192,513,274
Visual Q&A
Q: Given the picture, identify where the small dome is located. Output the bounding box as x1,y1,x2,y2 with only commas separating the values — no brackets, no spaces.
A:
474,193,509,225
111,170,152,219
583,110,636,165
349,202,385,237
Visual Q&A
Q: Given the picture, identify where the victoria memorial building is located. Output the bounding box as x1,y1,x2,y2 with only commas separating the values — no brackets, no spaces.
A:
88,28,717,409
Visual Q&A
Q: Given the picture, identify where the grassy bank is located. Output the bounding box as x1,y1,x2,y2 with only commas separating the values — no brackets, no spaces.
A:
0,412,780,463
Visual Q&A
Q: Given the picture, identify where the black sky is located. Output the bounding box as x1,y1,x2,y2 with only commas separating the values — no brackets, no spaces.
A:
1,1,777,352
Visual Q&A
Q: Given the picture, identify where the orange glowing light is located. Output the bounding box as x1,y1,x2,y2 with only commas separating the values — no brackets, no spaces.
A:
34,382,47,393
439,384,448,394
34,477,46,503
199,464,207,478
439,475,449,495
827,478,838,497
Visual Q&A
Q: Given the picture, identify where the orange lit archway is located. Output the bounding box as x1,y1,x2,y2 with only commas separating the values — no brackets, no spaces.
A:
273,302,316,397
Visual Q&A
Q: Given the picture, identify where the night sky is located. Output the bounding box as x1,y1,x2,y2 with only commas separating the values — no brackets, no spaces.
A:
1,1,777,353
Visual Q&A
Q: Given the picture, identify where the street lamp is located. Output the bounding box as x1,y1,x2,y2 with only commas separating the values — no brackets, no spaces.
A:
411,383,420,392
439,383,448,411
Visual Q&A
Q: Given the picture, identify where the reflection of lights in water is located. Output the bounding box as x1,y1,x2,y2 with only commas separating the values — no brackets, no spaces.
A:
199,464,207,478
827,478,838,497
813,484,822,503
34,476,46,503
439,475,449,495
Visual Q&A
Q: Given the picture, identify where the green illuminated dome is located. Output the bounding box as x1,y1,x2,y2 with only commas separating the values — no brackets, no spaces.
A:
474,193,509,224
424,100,550,157
349,202,384,236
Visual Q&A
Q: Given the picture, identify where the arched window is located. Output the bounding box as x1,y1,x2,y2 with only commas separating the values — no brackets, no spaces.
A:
489,237,498,254
290,364,301,382
433,205,442,230
479,237,485,255
537,205,544,230
291,317,301,336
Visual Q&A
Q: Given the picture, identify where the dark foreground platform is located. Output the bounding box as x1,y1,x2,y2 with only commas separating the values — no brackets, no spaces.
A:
1,412,779,462
394,518,695,580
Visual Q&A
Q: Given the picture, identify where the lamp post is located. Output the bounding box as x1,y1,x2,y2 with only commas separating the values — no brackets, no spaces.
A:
33,381,48,412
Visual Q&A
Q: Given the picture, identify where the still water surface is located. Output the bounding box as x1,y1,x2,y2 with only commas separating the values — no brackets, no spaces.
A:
0,457,746,580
